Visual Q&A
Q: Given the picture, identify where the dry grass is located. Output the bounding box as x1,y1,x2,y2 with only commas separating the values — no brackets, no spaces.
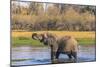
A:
12,31,95,39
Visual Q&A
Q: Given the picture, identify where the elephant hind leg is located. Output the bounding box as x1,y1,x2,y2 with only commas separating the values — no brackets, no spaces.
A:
68,54,72,59
72,52,77,59
67,52,72,59
71,52,77,62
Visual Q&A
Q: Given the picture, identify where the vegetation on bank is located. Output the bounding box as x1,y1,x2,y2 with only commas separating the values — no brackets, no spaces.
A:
12,37,95,47
12,31,95,47
11,1,96,31
12,37,44,47
12,31,95,38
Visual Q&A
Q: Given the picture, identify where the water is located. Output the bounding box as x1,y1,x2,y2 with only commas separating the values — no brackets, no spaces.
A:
11,45,96,66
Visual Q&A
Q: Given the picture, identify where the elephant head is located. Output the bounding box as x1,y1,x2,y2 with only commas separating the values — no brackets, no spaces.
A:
32,33,56,46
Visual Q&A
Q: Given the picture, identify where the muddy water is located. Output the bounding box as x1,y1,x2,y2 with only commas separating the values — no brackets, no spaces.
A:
11,45,96,66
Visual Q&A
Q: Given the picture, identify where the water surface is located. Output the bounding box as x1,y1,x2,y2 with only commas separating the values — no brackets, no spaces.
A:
11,45,96,66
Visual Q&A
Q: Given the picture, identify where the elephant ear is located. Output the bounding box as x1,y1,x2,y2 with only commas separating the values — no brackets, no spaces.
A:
32,33,38,40
43,33,48,39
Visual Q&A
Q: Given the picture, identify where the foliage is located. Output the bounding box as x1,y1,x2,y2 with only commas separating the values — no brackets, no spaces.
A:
11,1,96,31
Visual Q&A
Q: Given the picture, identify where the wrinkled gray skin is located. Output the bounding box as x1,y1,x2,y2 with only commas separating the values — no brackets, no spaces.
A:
32,33,78,62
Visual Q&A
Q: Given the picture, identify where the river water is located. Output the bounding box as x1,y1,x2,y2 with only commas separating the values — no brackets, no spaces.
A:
11,45,96,66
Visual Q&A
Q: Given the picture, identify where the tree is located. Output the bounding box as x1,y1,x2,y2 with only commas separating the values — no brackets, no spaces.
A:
28,2,43,15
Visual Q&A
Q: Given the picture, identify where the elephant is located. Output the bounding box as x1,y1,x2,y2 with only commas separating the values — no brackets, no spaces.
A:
32,33,78,62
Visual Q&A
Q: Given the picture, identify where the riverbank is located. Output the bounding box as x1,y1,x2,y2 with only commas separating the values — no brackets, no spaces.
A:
11,31,95,47
12,37,95,47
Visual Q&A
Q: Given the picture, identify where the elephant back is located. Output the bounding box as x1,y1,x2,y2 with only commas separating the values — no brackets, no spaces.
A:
57,36,78,52
65,36,78,52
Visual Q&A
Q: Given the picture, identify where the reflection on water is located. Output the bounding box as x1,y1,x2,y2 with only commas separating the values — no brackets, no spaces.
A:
11,45,96,66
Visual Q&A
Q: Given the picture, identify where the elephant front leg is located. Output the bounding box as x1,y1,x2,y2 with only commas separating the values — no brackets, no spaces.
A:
51,45,56,62
51,45,54,60
51,52,55,60
51,52,59,64
50,45,59,63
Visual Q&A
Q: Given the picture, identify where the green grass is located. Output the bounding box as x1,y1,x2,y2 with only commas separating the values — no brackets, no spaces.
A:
12,37,44,47
12,37,95,47
77,38,95,45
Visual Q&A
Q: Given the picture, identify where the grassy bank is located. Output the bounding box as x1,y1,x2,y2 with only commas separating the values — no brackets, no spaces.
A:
11,31,95,47
12,37,95,47
76,38,95,45
12,37,44,47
